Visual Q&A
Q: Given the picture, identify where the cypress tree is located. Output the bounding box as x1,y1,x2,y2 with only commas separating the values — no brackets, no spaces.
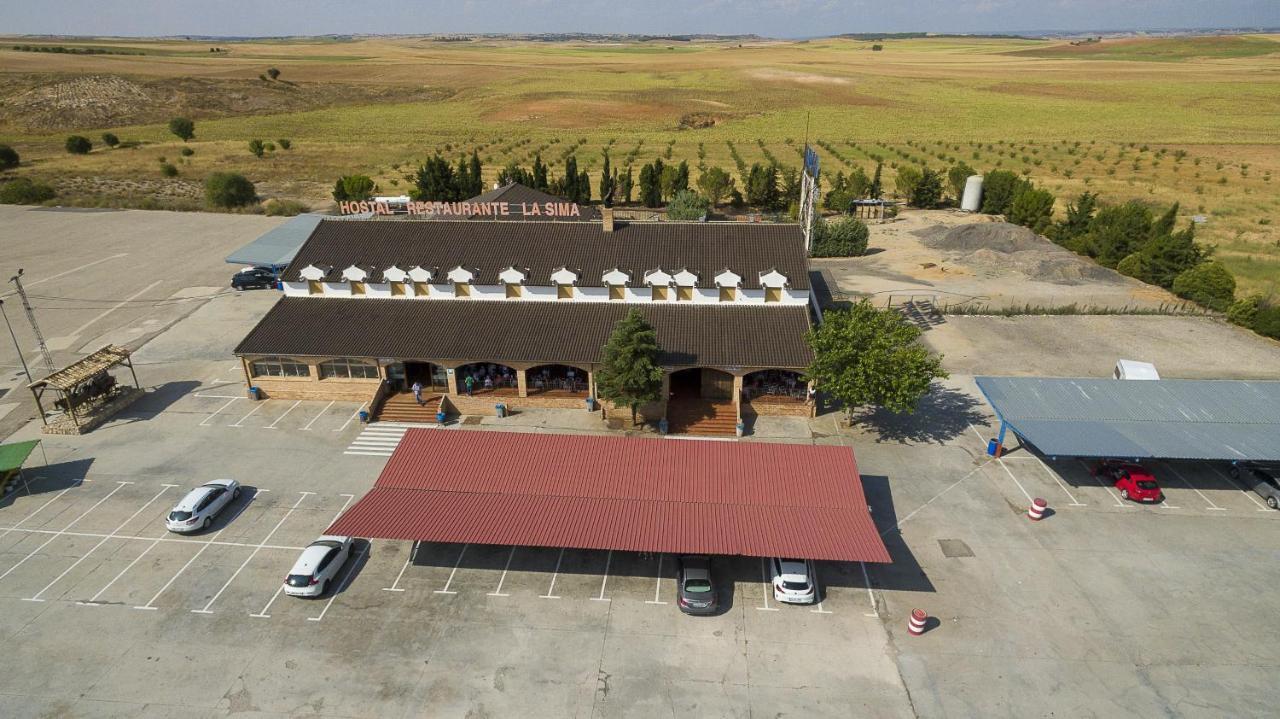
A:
595,309,665,424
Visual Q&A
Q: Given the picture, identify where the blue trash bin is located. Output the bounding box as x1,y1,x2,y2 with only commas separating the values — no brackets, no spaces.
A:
436,410,446,424
358,410,370,423
987,438,1000,456
585,396,595,411
248,386,260,401
659,418,669,434
495,403,507,418
736,421,745,437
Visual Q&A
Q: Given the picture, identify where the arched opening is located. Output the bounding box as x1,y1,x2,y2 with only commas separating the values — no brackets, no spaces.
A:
394,361,448,392
742,369,806,404
669,367,734,402
456,362,519,396
527,364,588,397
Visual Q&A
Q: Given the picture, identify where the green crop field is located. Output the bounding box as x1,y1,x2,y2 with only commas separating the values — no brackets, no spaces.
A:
0,33,1277,293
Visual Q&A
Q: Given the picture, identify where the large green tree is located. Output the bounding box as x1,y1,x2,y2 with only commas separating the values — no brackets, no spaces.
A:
696,166,734,207
665,189,709,220
168,117,195,142
204,172,256,208
1007,186,1056,234
804,300,948,418
980,169,1028,215
595,309,665,424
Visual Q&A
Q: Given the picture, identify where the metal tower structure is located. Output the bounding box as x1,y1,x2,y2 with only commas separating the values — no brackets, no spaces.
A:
9,269,55,376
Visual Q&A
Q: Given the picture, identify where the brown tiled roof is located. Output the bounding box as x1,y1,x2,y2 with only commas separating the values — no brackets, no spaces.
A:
463,182,601,220
284,218,808,290
235,297,814,369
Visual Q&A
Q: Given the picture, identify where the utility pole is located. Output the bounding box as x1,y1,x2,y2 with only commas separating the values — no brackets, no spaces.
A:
9,270,55,376
0,298,33,385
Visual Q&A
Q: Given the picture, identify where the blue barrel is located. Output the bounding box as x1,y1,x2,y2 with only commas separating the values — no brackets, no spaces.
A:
659,418,669,434
495,403,506,418
248,386,260,400
358,410,370,423
585,396,595,411
987,438,1000,456
436,410,446,424
736,421,745,437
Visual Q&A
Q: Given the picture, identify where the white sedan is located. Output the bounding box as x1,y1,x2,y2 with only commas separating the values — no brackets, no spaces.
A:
284,536,353,598
165,479,241,533
769,557,818,605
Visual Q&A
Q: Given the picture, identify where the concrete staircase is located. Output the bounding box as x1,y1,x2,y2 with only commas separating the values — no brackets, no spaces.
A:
666,399,737,437
374,391,442,424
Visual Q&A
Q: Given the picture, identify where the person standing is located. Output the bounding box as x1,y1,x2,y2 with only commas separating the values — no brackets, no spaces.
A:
464,374,475,396
412,380,423,406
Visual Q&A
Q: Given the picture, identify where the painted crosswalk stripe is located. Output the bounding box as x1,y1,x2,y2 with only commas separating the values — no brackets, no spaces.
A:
343,422,436,456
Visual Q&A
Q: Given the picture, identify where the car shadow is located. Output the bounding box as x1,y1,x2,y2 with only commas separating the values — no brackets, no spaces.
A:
184,485,265,535
324,539,372,599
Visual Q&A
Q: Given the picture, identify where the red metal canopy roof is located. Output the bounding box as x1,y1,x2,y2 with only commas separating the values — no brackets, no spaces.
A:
328,429,890,563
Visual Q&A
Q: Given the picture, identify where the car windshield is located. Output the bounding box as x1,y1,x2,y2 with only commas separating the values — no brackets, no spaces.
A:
1136,480,1158,490
782,580,810,591
684,580,712,594
286,574,312,587
169,511,192,521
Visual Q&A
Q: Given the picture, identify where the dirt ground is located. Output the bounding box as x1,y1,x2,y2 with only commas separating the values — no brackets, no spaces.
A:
815,209,1183,310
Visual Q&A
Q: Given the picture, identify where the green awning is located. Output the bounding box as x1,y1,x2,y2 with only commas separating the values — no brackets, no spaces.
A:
0,440,40,473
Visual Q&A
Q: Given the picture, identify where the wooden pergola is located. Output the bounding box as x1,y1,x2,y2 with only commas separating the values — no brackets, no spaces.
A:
28,345,139,427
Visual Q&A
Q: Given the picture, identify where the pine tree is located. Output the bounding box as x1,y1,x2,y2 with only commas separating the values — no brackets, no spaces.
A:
674,160,689,194
564,155,580,202
578,170,591,203
468,150,483,196
532,154,548,190
869,162,883,200
599,151,612,203
621,165,634,204
595,309,665,424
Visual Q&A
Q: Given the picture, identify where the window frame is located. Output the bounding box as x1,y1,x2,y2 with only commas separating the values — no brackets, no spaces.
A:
454,282,471,298
651,285,669,302
318,358,380,380
505,283,522,299
249,356,310,378
390,281,406,297
608,284,625,301
413,281,430,296
350,281,366,296
719,286,736,302
557,284,574,300
307,280,323,295
764,286,782,303
676,286,694,302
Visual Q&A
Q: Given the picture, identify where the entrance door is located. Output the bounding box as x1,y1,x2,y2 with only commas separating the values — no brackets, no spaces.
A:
669,369,701,400
404,362,446,391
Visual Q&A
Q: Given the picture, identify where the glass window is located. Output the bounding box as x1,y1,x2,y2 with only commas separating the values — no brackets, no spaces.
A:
557,285,573,300
390,282,406,296
719,287,735,302
506,284,522,299
350,281,366,295
413,282,430,296
307,281,323,295
318,358,379,380
454,282,470,298
764,287,782,303
608,285,624,301
651,285,668,301
676,286,693,302
250,357,310,378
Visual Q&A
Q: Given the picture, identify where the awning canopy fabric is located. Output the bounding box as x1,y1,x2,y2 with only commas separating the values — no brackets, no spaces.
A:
0,440,39,473
328,429,890,563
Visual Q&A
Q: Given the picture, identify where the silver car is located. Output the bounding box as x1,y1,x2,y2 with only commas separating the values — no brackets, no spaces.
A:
165,479,241,533
284,536,353,598
1233,463,1280,509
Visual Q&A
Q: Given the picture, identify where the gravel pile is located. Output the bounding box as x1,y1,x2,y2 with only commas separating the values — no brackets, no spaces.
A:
914,222,1123,285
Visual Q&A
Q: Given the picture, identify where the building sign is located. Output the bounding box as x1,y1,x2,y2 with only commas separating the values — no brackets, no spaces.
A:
337,199,583,218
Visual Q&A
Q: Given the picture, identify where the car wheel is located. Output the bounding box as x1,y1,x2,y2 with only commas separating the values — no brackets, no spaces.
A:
203,516,212,530
233,487,242,500
1120,488,1130,500
1268,496,1278,510
1229,466,1240,479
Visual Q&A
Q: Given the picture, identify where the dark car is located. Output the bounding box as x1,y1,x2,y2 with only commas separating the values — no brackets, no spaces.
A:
1231,463,1280,509
676,555,718,615
231,266,278,290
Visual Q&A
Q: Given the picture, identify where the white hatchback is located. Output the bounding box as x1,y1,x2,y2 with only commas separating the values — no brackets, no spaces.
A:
283,536,353,598
165,479,241,533
769,557,818,605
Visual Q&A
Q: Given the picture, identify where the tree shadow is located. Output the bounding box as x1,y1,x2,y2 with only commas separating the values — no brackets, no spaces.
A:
848,384,991,445
0,457,95,508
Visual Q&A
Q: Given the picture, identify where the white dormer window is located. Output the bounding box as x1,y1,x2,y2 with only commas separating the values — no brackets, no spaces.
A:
407,266,433,283
758,269,789,288
672,269,699,287
498,267,527,285
446,266,474,284
299,265,327,282
382,265,408,283
341,265,369,282
714,269,742,288
602,268,629,286
644,269,673,287
550,267,579,286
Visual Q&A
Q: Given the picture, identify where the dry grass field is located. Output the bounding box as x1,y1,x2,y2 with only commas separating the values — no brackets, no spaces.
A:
0,33,1277,292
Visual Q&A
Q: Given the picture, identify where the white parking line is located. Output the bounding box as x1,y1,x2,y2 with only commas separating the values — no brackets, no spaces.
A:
591,550,613,602
383,541,418,592
193,492,312,614
198,397,241,426
0,485,77,545
434,544,468,595
1162,463,1227,511
252,493,353,618
487,547,516,597
860,562,879,618
228,400,269,428
881,461,992,537
25,484,174,602
0,482,131,585
996,458,1034,503
307,545,368,623
1076,460,1129,508
0,525,305,551
264,400,303,429
300,401,336,431
135,493,261,610
1030,457,1086,506
540,548,564,599
645,554,667,605
333,404,368,433
757,558,779,612
81,530,169,605
1209,465,1271,511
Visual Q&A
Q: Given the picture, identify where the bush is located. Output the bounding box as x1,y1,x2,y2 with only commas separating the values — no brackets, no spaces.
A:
1007,187,1056,234
1171,261,1235,312
333,174,376,201
277,138,291,150
159,162,179,177
168,117,195,141
267,67,281,80
811,217,870,257
65,135,92,154
204,172,257,208
101,132,119,148
1227,294,1261,327
0,177,56,205
666,189,709,220
263,198,308,216
248,139,265,158
180,147,194,157
1253,304,1280,340
980,169,1027,215
908,167,944,208
0,144,18,169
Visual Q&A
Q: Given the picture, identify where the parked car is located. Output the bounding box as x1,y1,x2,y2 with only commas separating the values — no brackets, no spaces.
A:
675,555,718,615
769,557,818,605
284,536,353,598
1093,460,1163,503
231,265,277,290
1231,463,1280,509
165,479,241,533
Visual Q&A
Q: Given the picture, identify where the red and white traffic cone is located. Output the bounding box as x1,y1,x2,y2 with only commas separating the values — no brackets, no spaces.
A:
1028,498,1047,521
907,608,927,636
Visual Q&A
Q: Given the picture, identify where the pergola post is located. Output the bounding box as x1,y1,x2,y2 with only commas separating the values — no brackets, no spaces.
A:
29,386,47,426
126,355,140,389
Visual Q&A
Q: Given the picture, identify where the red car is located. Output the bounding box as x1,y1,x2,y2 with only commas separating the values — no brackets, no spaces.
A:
1093,460,1163,503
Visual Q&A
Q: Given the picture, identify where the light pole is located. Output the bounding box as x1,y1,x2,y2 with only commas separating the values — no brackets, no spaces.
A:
0,297,33,386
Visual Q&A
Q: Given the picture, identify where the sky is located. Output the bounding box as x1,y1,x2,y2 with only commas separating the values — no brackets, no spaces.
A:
1,1,1278,38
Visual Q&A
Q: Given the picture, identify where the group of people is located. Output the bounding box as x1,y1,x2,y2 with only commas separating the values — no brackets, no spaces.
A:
460,364,516,396
742,371,808,401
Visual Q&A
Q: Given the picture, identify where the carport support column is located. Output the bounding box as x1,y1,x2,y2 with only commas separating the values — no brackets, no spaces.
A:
997,421,1009,451
517,369,528,398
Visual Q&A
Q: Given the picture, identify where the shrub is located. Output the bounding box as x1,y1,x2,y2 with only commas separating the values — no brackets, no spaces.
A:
248,139,265,157
263,198,308,216
180,147,194,157
0,177,56,204
1007,187,1056,234
980,169,1027,215
0,144,18,169
1253,304,1280,340
267,67,280,80
159,162,178,177
666,189,709,220
65,135,92,154
277,138,291,150
168,117,195,142
101,132,119,148
811,217,870,257
908,167,944,208
1227,294,1261,327
333,174,376,201
204,172,257,208
1171,261,1235,312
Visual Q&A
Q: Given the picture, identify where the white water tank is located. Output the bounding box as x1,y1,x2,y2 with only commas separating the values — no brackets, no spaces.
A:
960,175,984,212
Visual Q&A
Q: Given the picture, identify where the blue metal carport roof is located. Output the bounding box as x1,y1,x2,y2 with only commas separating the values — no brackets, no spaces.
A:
224,213,324,268
975,376,1280,461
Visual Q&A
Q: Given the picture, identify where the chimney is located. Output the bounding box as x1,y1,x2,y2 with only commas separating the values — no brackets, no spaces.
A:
601,206,614,233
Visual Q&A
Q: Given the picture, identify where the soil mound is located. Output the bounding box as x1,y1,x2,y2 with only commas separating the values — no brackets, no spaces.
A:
914,222,1125,285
